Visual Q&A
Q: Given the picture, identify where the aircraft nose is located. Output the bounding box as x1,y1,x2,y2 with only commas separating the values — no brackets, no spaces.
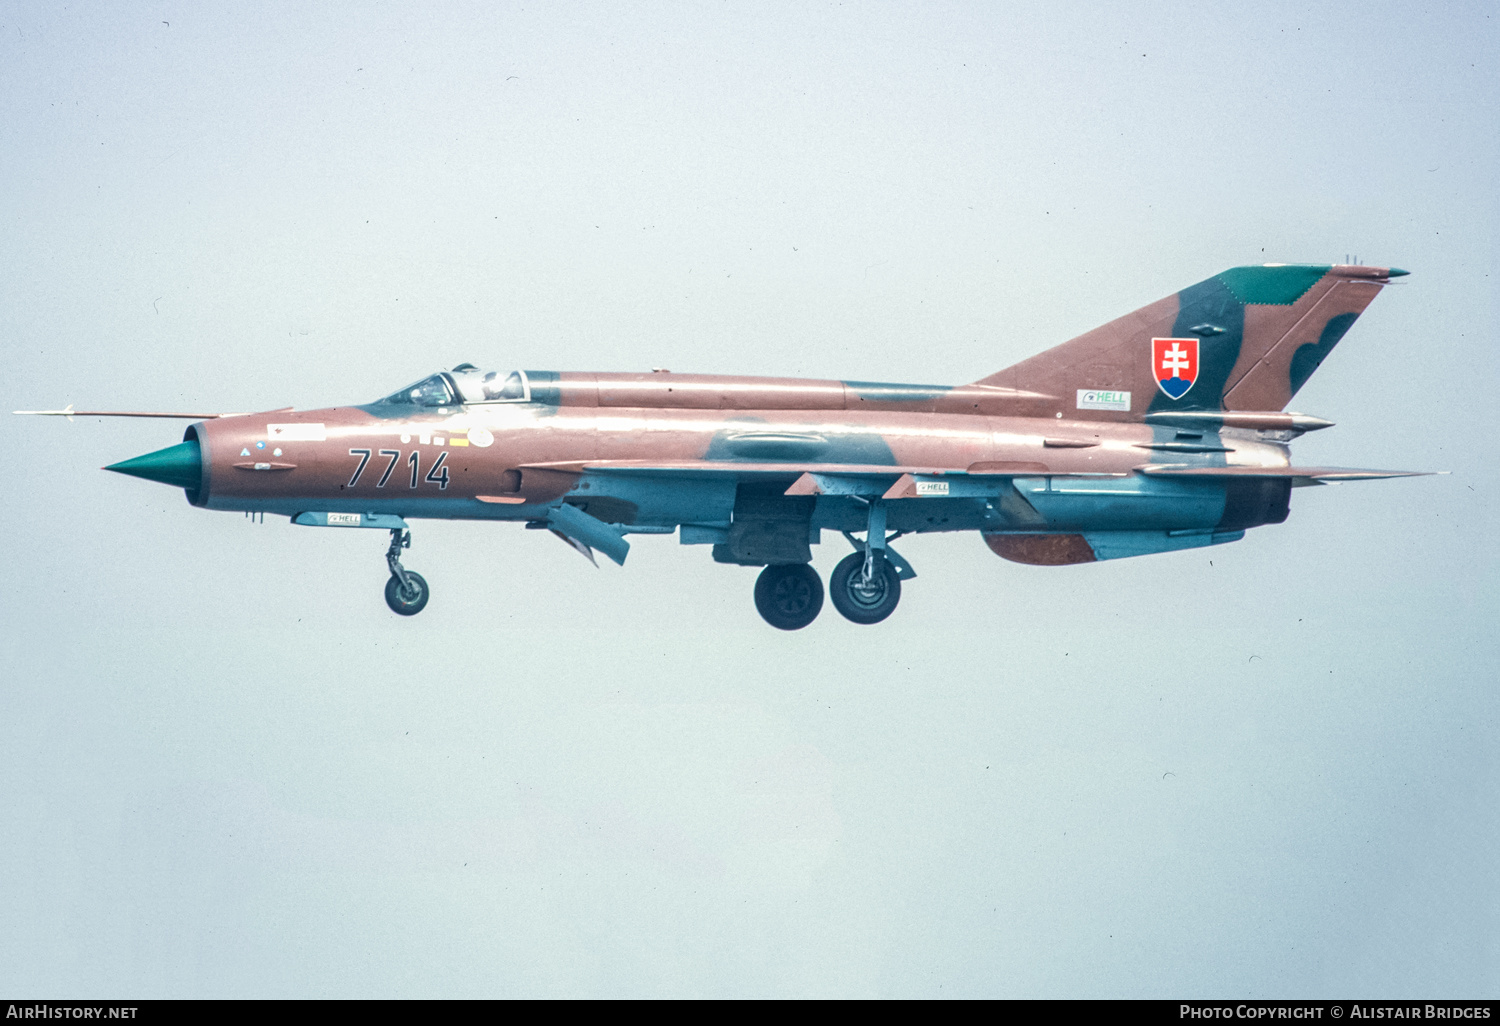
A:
104,439,202,489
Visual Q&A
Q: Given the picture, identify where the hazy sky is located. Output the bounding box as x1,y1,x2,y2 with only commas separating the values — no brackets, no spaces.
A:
1,0,1495,997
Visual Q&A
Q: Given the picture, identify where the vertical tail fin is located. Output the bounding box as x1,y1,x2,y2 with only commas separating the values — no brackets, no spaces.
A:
976,264,1405,418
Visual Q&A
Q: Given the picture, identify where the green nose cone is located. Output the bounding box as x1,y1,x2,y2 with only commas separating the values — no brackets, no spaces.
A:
105,440,202,490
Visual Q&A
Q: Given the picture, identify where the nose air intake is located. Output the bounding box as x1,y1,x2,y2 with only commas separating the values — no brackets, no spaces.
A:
105,440,202,490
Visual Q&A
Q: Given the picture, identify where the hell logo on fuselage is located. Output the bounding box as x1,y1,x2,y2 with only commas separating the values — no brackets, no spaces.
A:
1152,337,1199,400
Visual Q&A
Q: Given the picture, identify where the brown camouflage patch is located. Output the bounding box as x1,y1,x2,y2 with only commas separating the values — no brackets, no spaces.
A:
985,533,1097,565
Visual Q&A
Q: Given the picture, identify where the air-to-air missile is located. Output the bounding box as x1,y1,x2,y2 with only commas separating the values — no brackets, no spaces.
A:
18,263,1430,629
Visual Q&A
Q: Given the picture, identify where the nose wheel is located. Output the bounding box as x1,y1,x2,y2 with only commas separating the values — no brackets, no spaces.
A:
384,528,430,616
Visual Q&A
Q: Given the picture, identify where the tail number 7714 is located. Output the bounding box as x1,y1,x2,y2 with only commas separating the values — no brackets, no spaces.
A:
347,449,449,490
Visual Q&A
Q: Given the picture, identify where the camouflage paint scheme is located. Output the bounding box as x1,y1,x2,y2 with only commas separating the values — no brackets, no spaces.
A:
84,263,1425,622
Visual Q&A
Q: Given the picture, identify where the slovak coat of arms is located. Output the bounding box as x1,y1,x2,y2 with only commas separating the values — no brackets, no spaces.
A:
1152,337,1199,399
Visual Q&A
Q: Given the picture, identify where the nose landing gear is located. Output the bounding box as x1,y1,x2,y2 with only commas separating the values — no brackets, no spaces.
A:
384,528,429,616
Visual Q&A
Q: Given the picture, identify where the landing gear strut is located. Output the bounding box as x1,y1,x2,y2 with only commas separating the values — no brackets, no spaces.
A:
384,528,429,616
753,563,823,631
829,500,906,625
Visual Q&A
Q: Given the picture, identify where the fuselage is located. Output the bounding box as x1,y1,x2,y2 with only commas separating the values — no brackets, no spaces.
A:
183,369,1295,549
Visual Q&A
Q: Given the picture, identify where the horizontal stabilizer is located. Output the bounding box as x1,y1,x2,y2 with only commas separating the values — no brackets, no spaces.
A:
1138,464,1433,483
1143,410,1334,433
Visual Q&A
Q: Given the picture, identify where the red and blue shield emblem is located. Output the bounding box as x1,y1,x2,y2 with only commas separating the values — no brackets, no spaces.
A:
1152,337,1199,400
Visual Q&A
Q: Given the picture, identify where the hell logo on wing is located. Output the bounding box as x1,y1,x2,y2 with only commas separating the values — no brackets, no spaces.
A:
1152,337,1199,400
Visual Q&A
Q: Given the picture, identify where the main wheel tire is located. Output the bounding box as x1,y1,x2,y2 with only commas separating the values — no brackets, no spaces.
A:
385,571,430,616
829,551,901,625
753,563,824,631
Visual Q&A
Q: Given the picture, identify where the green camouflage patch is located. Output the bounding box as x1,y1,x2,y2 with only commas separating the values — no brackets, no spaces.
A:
1216,264,1330,306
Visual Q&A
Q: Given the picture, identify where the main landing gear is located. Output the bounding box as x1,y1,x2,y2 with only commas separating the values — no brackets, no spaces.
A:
752,502,911,630
752,552,904,630
384,528,429,616
754,564,824,631
828,550,901,625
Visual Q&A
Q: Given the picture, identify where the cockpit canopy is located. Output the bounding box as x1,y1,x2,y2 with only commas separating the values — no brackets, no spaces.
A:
378,365,530,407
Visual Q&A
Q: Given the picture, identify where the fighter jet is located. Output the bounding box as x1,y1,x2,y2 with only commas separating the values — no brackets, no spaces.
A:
18,263,1428,629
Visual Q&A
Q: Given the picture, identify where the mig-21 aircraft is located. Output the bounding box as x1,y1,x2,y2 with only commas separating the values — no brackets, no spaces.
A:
19,263,1428,629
